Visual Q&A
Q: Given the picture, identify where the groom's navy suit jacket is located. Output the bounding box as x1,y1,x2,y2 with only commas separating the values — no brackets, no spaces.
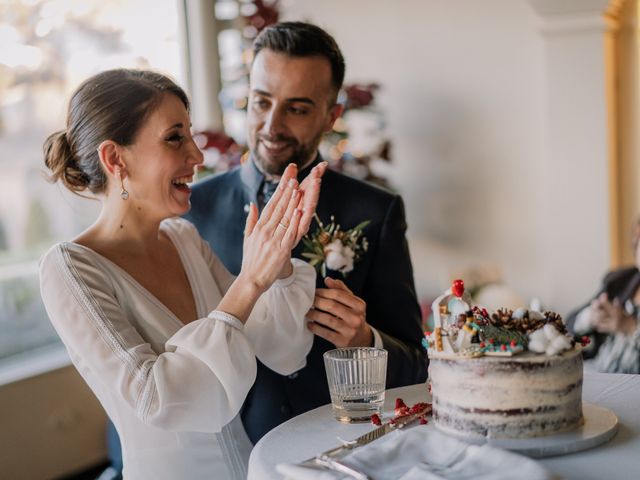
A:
184,157,428,443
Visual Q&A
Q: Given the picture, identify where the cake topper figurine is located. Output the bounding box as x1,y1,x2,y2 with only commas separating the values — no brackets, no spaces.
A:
431,279,472,352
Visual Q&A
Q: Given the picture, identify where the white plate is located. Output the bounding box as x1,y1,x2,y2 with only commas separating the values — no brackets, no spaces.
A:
437,402,619,458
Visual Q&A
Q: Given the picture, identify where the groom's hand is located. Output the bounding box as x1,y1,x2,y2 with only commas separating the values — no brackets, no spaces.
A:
306,277,373,347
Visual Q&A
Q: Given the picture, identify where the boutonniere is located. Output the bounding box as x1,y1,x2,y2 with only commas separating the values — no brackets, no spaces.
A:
302,214,370,277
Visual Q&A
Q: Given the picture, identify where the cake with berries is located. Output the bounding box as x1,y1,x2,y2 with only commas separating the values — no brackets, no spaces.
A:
424,280,585,440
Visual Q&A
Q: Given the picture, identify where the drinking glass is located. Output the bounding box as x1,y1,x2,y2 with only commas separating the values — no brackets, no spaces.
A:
323,347,388,423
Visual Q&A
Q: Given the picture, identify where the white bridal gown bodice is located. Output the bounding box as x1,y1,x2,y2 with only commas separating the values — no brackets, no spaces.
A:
39,218,315,479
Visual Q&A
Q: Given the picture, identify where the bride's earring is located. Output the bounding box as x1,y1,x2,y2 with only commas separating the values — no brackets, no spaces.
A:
118,169,129,200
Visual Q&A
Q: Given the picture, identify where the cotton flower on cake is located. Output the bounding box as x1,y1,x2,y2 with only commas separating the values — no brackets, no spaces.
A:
528,323,573,356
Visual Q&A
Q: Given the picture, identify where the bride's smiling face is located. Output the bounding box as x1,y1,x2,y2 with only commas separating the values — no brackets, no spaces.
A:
122,93,203,219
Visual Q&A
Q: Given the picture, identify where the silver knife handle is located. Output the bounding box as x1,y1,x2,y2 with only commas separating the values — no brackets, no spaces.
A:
321,443,356,458
316,455,371,480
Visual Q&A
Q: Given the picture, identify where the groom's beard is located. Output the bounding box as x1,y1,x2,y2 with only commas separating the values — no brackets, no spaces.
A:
253,132,322,176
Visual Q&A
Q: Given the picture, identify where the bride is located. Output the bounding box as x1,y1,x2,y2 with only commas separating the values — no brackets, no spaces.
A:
39,68,326,479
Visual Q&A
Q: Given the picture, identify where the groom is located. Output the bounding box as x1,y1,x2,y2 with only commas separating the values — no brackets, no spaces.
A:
186,21,427,443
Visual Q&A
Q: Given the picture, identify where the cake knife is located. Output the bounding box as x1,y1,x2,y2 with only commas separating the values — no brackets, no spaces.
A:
299,403,431,479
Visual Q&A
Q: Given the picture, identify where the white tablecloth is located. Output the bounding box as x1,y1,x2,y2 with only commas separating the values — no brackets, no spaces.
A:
248,372,640,480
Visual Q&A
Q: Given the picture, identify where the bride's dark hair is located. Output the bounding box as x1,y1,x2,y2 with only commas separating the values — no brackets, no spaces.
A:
43,69,189,194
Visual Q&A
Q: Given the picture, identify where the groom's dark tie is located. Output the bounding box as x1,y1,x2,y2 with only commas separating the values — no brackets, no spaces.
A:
258,180,279,212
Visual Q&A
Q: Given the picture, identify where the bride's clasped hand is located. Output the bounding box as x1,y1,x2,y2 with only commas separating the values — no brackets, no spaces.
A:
240,161,327,291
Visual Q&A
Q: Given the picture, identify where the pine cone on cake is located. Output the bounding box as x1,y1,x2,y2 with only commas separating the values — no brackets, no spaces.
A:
544,311,568,335
482,308,538,337
490,309,521,330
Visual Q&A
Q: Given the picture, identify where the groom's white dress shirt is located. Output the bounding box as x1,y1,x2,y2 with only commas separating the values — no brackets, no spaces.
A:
39,217,315,479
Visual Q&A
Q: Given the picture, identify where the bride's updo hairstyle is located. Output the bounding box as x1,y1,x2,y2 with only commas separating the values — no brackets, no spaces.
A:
43,69,189,194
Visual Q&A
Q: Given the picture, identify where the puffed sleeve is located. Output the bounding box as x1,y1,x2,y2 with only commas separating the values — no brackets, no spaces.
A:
39,244,257,433
243,259,315,374
198,234,316,375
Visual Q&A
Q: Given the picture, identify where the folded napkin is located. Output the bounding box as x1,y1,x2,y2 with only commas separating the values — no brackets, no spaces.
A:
276,426,557,480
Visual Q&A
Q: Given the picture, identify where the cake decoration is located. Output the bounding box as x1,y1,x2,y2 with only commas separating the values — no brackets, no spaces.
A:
424,279,576,358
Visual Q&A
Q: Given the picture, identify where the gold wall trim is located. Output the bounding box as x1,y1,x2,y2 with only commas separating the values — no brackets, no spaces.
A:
604,0,637,267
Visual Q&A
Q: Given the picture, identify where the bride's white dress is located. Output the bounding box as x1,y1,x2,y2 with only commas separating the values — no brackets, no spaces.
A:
39,218,315,479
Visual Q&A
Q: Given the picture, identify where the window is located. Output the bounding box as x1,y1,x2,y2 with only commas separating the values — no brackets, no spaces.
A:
0,0,183,372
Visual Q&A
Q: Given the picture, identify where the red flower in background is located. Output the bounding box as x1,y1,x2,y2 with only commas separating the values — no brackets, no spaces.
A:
245,0,279,36
344,83,379,109
194,130,244,173
196,130,237,153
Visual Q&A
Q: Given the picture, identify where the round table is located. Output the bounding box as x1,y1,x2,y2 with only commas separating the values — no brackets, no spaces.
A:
248,372,640,480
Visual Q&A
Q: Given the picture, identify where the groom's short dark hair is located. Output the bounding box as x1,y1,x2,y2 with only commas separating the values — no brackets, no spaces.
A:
252,21,345,95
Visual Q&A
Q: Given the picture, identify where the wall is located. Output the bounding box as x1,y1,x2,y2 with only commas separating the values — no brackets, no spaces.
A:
0,364,107,479
616,0,640,266
284,0,615,314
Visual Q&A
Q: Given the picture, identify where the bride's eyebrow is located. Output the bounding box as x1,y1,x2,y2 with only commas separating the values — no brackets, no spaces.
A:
162,122,186,133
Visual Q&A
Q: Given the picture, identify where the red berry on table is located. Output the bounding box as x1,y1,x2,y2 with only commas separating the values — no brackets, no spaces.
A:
419,417,428,425
510,340,517,347
488,338,495,345
394,398,409,416
395,398,407,409
410,402,427,414
452,279,465,297
479,342,486,348
500,344,507,351
371,414,382,426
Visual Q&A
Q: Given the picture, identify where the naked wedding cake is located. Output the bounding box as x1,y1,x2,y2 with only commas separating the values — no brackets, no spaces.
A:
424,280,585,440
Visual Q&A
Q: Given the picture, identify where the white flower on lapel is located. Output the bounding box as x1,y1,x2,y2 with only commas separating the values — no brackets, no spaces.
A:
302,215,369,277
324,239,356,273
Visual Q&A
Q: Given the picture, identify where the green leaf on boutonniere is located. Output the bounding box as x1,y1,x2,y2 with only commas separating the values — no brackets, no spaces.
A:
302,236,315,250
352,220,371,232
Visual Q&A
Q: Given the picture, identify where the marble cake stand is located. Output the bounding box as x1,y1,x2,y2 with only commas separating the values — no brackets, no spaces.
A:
438,403,619,458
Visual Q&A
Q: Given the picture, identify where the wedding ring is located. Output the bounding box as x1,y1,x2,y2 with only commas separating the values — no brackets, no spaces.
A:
278,221,288,230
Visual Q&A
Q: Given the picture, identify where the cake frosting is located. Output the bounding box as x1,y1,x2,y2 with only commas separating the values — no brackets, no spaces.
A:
424,280,585,439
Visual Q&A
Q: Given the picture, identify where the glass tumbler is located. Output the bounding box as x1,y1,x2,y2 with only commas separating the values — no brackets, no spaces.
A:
323,347,388,423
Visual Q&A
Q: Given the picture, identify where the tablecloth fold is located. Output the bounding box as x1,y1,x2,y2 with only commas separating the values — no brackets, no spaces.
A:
277,426,557,480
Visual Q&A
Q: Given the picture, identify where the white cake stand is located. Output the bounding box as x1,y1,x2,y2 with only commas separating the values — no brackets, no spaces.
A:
438,403,619,458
